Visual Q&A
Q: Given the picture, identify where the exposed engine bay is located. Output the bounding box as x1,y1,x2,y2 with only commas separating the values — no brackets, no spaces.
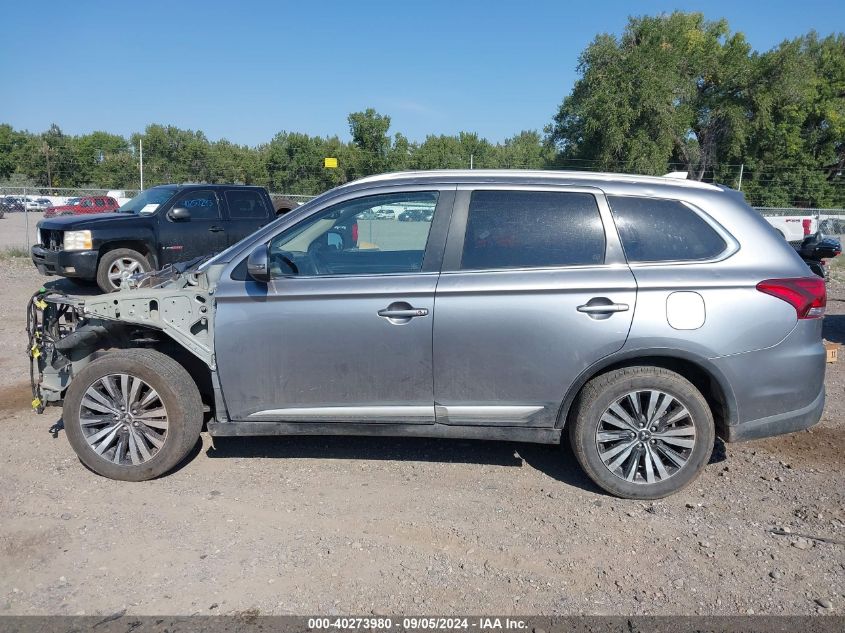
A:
26,263,220,413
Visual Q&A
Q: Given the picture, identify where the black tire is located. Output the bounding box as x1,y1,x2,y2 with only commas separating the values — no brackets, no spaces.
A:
96,247,150,293
63,349,203,481
569,366,715,499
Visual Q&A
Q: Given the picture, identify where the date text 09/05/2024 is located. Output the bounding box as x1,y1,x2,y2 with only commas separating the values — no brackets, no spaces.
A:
307,618,529,630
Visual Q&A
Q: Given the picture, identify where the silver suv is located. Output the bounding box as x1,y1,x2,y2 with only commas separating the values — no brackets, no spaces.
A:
29,171,827,499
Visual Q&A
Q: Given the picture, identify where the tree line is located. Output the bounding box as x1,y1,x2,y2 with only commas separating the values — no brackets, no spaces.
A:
1,12,842,207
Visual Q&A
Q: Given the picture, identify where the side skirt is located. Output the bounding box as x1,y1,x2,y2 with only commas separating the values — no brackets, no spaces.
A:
207,421,562,444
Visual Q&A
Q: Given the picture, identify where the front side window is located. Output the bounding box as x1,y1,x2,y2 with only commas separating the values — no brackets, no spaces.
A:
173,190,220,221
607,196,727,263
461,190,605,270
226,190,268,219
267,191,438,277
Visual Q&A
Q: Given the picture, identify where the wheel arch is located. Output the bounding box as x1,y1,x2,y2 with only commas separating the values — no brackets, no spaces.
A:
98,240,158,268
556,349,736,438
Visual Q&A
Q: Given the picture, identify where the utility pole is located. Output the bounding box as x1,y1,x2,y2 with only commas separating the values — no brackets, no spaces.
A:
43,143,52,190
737,163,744,191
139,138,144,190
470,154,474,170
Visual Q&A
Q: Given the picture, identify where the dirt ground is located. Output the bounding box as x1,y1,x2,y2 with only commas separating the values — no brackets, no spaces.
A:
0,215,843,616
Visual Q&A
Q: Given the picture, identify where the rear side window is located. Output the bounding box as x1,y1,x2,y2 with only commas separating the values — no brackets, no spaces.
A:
226,190,269,219
94,198,105,207
461,191,605,270
607,196,727,263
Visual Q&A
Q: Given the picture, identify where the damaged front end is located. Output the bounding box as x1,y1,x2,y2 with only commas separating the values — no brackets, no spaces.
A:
26,268,218,413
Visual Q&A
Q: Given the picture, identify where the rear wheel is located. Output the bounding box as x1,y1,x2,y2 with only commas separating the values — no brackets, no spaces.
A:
569,366,714,499
96,248,150,292
63,349,203,481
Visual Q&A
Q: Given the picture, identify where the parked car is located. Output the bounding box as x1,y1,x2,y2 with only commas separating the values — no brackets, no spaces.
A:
43,195,119,218
32,184,276,292
28,170,826,499
25,197,53,211
398,209,432,222
1,196,25,212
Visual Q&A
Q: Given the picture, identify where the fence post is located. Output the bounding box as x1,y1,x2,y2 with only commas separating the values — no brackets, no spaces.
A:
23,185,30,251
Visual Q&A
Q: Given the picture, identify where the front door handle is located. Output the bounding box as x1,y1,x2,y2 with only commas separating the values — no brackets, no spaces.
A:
577,302,630,314
378,307,429,318
209,225,224,233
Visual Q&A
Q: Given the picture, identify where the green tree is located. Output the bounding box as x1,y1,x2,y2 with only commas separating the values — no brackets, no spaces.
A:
347,108,392,176
547,12,752,179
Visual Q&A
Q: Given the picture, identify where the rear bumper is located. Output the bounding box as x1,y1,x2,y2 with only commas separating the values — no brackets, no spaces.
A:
31,245,98,279
713,319,826,442
723,386,824,442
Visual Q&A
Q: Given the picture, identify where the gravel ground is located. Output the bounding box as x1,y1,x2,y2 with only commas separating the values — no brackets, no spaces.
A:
0,248,843,617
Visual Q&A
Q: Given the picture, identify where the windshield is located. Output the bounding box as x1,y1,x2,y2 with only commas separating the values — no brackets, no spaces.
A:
118,186,178,214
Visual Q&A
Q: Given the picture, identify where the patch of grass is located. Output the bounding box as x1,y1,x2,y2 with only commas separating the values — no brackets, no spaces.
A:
0,246,30,259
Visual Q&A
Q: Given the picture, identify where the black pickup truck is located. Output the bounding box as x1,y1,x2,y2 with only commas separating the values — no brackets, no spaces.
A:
32,184,276,292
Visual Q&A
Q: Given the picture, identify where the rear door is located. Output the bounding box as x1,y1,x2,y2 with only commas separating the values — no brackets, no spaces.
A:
433,186,636,428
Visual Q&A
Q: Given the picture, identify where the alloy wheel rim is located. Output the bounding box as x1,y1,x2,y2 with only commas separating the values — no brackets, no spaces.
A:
79,373,168,466
595,389,696,485
107,258,143,288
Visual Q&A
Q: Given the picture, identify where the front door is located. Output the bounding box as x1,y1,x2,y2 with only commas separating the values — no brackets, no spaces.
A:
433,187,636,428
157,189,228,265
215,188,455,423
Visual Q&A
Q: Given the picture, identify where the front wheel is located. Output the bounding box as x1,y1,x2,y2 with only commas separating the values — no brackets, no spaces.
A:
569,366,715,499
63,349,203,481
96,248,150,292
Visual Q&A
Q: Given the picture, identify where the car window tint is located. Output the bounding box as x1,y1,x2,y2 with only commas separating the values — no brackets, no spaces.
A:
226,190,268,219
94,198,105,207
461,191,605,270
607,196,727,262
268,192,438,277
175,191,220,220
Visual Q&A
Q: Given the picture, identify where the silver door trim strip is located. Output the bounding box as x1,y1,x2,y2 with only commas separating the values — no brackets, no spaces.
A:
435,405,545,420
246,405,435,422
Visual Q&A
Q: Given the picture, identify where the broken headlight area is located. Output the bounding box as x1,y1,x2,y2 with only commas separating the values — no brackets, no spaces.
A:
26,289,168,412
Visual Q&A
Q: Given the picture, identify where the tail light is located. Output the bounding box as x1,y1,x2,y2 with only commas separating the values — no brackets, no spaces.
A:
802,218,812,236
352,221,359,243
757,277,826,319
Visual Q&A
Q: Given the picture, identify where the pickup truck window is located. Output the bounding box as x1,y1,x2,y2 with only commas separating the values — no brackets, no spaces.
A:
174,190,220,221
608,196,727,263
226,190,268,219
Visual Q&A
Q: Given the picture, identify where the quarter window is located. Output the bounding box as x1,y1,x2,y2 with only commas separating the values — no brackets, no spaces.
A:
460,191,605,270
607,196,727,262
267,192,438,277
226,190,268,219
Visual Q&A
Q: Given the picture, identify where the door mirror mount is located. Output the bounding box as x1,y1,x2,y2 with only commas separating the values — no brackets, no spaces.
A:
247,244,271,283
168,207,191,221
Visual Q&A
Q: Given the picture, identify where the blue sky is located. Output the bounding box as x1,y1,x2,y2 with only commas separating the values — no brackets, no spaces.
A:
1,0,843,145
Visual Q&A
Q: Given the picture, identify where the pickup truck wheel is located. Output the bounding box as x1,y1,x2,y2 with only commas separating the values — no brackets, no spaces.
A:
63,349,203,481
96,248,150,292
568,366,714,500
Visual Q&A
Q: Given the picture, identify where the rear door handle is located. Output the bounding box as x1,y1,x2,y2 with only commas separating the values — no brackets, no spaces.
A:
577,303,629,314
378,308,429,318
209,225,224,233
